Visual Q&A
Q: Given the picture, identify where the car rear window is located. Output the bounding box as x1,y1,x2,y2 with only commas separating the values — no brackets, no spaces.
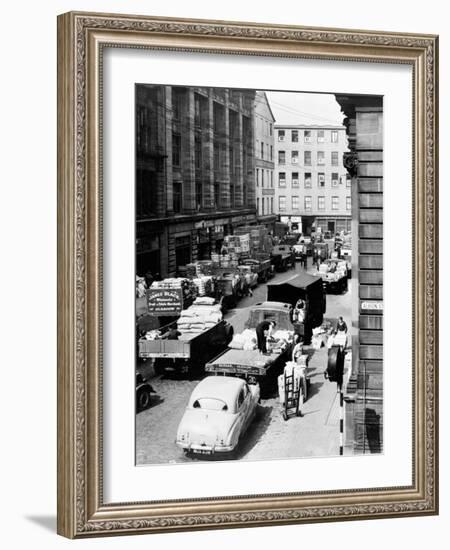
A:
192,398,228,411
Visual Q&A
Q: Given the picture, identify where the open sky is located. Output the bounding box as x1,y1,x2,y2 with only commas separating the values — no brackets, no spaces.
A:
264,91,344,126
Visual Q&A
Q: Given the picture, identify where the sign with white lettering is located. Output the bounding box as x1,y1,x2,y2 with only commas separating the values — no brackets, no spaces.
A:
361,301,384,310
147,288,183,315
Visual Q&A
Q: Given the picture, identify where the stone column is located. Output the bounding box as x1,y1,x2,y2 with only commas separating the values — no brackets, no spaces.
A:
181,88,196,213
164,86,173,217
235,113,244,207
202,96,215,210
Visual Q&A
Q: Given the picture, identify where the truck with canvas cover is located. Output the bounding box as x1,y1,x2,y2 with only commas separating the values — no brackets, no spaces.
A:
267,272,326,343
205,301,296,393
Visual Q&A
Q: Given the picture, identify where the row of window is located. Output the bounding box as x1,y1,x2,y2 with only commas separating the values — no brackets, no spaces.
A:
256,140,274,161
278,172,350,188
278,129,339,143
256,168,274,187
256,116,273,138
278,196,351,212
278,150,340,166
256,197,274,216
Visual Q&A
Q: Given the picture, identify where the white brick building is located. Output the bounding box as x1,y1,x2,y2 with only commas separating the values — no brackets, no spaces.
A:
274,124,351,234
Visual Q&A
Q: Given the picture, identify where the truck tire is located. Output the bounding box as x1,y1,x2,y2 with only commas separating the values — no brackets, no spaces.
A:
136,387,151,411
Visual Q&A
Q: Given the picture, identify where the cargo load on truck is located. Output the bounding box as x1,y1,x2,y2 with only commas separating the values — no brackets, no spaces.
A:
138,299,233,375
205,301,296,392
271,244,295,271
316,259,348,294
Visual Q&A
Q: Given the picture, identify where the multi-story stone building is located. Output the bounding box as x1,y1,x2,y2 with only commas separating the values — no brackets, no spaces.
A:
254,91,277,231
335,94,384,455
136,85,257,278
274,124,350,235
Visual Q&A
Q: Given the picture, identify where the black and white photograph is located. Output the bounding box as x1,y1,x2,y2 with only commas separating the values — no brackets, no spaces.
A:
134,85,383,465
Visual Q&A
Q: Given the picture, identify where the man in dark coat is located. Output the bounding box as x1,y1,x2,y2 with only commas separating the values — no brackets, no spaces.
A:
336,316,348,334
255,320,276,354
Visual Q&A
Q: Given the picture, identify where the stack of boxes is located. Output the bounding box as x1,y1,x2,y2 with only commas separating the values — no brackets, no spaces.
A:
235,225,268,254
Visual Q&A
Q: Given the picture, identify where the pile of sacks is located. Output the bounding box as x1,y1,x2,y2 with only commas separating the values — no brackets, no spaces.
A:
192,276,214,297
193,296,216,306
267,330,294,353
176,304,222,334
229,329,257,351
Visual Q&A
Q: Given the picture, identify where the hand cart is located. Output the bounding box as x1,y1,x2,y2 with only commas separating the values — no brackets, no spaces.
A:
281,368,304,421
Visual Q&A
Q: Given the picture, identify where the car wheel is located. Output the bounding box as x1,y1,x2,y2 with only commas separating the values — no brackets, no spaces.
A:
137,387,151,411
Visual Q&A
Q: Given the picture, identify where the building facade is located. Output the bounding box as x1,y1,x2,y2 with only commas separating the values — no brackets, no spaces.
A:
136,85,257,278
335,95,384,454
254,91,277,230
273,125,350,234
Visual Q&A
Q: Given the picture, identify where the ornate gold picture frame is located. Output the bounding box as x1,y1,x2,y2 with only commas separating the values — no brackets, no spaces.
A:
57,11,438,538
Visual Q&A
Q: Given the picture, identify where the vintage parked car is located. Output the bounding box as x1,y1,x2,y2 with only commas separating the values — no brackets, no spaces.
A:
176,376,260,456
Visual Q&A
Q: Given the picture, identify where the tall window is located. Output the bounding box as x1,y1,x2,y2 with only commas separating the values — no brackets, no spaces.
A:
332,196,339,210
331,151,339,166
346,196,351,210
292,172,299,187
304,130,312,143
346,174,351,187
270,145,273,161
331,172,339,187
318,196,325,210
271,197,274,213
195,181,203,209
317,130,325,143
291,130,299,142
257,197,260,214
172,133,181,166
278,151,286,165
304,151,311,166
278,129,285,141
256,168,259,187
318,173,325,187
173,181,182,212
269,123,273,136
172,88,183,121
304,172,312,188
278,172,286,187
317,151,325,165
291,150,299,164
213,143,220,172
270,171,273,187
279,196,286,211
261,142,264,159
261,170,265,188
304,196,312,210
195,137,202,171
292,196,299,210
194,94,201,125
331,130,338,143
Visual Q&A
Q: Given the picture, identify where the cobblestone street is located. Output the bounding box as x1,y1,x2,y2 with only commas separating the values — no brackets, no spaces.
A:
136,258,352,465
